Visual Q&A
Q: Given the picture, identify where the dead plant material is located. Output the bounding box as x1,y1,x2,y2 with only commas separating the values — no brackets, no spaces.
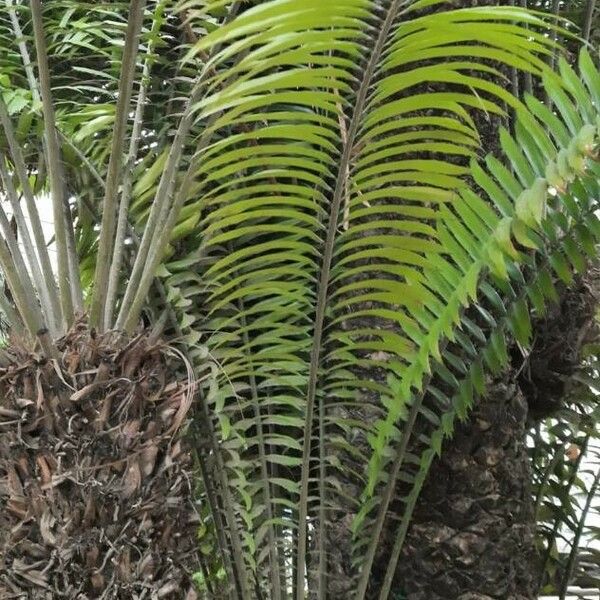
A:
0,323,200,598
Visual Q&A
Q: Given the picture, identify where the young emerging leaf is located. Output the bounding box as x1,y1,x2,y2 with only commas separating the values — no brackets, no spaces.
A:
515,177,548,227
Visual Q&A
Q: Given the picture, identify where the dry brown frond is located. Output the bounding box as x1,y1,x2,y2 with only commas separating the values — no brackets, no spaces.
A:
0,324,199,599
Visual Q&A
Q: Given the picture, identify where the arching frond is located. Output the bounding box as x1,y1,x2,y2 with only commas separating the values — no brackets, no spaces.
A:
354,49,600,599
0,1,598,598
156,2,595,597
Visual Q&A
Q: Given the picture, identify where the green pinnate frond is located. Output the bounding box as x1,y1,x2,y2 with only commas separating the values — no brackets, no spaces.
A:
166,1,580,596
353,49,600,597
0,1,596,597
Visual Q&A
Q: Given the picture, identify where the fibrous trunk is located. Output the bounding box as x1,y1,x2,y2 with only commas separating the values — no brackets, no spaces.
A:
0,324,199,598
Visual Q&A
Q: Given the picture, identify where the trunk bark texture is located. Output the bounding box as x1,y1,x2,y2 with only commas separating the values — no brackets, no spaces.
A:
394,381,537,600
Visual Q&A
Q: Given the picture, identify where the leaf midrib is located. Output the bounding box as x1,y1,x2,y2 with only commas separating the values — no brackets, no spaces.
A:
295,2,411,599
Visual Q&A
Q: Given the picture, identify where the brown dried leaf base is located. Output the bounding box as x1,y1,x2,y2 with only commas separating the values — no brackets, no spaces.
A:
0,324,200,599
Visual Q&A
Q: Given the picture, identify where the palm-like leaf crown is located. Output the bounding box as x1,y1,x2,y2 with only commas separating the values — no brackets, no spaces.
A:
0,1,598,598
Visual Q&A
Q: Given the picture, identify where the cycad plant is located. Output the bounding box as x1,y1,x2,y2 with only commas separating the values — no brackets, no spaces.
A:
0,0,598,599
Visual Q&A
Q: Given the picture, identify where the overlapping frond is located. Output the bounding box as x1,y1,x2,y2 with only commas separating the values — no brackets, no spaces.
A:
177,4,369,595
167,1,590,597
352,49,600,599
0,0,199,307
0,1,597,598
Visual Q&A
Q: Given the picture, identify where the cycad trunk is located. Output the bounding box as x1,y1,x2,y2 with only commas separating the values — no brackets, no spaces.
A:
0,326,199,598
323,373,542,600
393,381,538,600
382,274,598,600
